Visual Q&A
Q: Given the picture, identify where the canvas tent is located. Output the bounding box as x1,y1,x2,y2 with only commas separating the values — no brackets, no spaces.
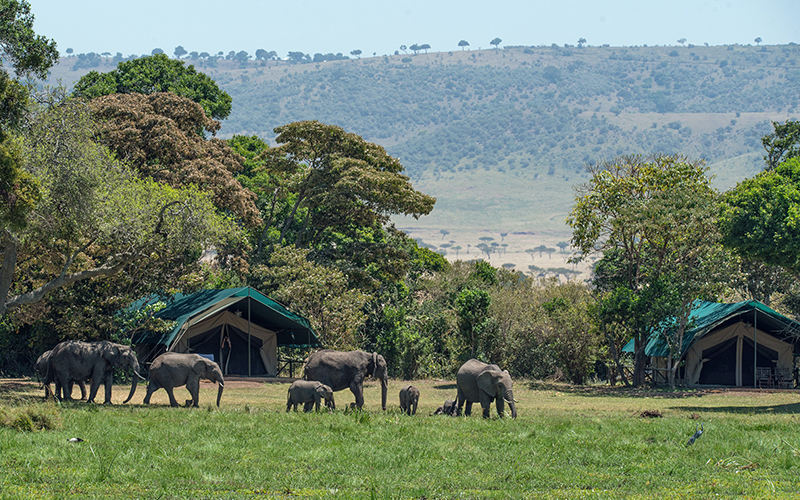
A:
624,300,800,387
131,287,321,377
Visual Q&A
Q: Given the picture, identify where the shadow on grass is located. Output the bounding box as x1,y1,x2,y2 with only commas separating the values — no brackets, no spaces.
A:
433,383,457,390
525,380,711,399
675,402,800,414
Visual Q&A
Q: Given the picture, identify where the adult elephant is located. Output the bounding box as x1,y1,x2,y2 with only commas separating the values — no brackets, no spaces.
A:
304,350,388,410
143,352,224,407
49,340,142,404
35,349,86,401
456,359,517,419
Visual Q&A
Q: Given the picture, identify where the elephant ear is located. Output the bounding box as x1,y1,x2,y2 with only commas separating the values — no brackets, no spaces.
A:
102,343,121,363
193,358,208,376
477,370,497,397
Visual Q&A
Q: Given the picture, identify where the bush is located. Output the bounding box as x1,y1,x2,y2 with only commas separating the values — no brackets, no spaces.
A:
1,404,62,432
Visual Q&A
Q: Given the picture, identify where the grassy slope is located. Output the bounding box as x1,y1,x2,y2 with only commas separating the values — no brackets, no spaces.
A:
2,378,800,498
46,45,799,275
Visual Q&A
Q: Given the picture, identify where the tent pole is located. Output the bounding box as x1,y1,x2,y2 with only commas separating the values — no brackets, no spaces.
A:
248,288,252,377
754,303,758,388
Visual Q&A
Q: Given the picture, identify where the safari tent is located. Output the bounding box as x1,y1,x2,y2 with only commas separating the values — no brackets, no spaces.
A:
628,300,800,388
131,287,321,377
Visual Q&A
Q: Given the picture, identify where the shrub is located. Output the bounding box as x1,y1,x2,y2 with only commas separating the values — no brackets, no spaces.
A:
1,404,62,432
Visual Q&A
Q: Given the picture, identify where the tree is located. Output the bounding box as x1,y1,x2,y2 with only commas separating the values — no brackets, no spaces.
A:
755,37,762,45
287,51,306,62
65,48,73,56
399,45,407,54
350,49,362,59
255,49,276,61
720,157,800,277
420,44,431,54
490,38,502,49
1,92,235,318
568,154,731,387
409,44,421,55
577,38,586,48
87,92,260,229
72,53,233,120
256,120,435,242
174,45,187,58
456,288,491,357
151,48,164,55
761,119,800,170
458,40,469,51
677,38,687,46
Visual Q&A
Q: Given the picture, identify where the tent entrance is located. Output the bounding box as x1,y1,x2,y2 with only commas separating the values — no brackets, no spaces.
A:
741,337,779,388
699,337,738,386
183,323,269,376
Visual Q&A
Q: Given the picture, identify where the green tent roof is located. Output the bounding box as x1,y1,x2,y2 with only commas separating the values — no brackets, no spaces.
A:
622,299,800,357
131,287,321,349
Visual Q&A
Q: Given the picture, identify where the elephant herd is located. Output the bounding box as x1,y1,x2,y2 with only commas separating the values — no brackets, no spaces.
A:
36,343,517,419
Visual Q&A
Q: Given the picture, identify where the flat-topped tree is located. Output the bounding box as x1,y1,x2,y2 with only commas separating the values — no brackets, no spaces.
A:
72,53,232,120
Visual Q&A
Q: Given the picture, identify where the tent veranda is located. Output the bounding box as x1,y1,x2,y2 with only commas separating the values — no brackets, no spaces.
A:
131,287,321,377
622,300,800,387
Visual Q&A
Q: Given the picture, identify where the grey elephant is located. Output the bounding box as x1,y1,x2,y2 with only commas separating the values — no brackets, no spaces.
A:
432,398,459,416
456,359,517,419
35,349,87,401
143,352,224,407
304,349,388,410
286,380,334,412
399,385,419,415
49,340,142,404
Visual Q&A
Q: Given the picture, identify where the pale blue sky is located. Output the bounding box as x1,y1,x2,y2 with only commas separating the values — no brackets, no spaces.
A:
31,0,799,58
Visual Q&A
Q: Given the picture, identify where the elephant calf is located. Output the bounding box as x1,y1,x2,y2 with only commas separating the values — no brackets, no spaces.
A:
399,385,419,415
286,380,334,412
433,398,459,416
143,352,224,407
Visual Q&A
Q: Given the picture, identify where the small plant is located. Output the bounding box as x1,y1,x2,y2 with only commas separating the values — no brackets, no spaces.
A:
0,404,62,432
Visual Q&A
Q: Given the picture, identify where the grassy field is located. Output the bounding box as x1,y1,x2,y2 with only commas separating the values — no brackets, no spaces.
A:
2,377,799,498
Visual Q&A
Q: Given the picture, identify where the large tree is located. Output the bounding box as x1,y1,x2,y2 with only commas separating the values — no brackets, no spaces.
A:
72,53,232,120
568,154,732,387
762,120,800,171
1,93,236,318
253,121,435,289
88,92,260,230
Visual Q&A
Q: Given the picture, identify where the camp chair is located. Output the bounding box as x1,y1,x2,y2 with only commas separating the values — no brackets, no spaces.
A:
756,367,773,389
774,367,792,389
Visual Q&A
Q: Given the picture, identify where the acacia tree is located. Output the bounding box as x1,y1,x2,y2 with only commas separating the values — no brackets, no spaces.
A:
568,154,732,387
72,53,233,120
490,38,502,49
458,40,469,51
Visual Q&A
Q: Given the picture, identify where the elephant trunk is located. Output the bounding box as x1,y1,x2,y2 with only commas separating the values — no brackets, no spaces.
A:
380,376,387,411
123,372,138,404
504,389,517,419
216,383,224,407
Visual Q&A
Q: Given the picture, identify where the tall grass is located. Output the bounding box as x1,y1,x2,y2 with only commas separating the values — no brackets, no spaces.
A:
1,379,799,498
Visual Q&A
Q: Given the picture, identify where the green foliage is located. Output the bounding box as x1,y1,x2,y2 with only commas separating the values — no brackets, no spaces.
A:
0,0,58,79
762,119,800,171
455,288,491,358
720,157,800,274
72,53,233,120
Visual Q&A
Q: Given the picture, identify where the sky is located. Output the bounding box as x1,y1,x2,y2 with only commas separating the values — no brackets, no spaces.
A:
30,0,800,58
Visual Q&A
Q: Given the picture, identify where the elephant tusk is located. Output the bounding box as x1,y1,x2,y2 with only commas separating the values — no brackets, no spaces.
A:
135,371,146,381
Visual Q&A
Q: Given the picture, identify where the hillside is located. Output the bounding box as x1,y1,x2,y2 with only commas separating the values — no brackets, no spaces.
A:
45,44,800,276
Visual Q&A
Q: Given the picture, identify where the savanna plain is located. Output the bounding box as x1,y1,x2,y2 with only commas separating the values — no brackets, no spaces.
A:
1,378,799,499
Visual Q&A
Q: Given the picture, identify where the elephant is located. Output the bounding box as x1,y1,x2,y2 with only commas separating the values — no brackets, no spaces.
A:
49,340,142,404
304,349,388,411
35,349,86,401
456,359,517,419
286,380,334,412
432,398,459,416
143,352,224,407
399,385,419,415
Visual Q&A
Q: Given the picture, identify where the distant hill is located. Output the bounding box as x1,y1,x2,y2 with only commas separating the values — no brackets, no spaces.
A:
46,44,800,276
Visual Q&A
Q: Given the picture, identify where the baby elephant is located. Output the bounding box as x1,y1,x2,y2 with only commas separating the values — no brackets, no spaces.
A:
399,385,420,415
286,380,334,412
433,398,459,416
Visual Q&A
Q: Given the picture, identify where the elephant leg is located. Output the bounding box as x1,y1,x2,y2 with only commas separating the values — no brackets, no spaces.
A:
455,388,466,416
349,380,364,408
314,395,322,412
464,401,473,416
143,381,159,405
103,371,114,404
187,376,200,407
88,374,103,403
78,380,87,400
495,397,505,417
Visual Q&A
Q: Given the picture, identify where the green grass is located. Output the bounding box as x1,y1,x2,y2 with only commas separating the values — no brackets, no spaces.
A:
1,378,799,498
